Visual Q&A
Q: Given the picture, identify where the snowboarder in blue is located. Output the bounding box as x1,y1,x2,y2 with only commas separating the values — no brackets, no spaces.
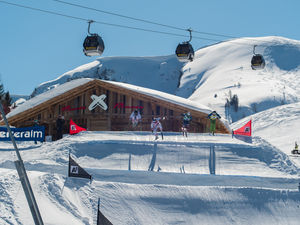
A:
181,112,192,137
207,111,221,136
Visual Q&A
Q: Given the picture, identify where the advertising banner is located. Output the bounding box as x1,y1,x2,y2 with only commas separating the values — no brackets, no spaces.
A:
69,119,86,135
0,126,45,142
233,120,252,136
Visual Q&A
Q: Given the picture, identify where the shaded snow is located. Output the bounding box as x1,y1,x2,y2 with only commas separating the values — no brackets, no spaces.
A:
3,36,300,224
31,55,183,98
1,131,300,224
7,78,93,118
177,36,300,122
24,36,300,125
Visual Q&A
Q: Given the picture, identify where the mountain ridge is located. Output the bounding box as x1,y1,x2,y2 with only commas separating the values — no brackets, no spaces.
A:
27,36,300,123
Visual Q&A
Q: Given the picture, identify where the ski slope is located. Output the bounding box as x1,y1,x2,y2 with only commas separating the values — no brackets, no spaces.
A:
1,131,300,225
180,36,300,122
3,35,300,224
27,36,300,125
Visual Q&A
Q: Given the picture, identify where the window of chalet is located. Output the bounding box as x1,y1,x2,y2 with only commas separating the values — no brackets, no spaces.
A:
139,100,144,114
156,105,160,115
147,102,152,115
76,96,80,114
100,89,109,114
169,109,174,116
113,92,118,113
91,90,96,114
83,94,86,114
164,108,168,116
106,90,110,109
122,95,126,114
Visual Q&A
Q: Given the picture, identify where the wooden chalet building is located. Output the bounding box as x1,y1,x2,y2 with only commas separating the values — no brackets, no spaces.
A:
3,78,229,140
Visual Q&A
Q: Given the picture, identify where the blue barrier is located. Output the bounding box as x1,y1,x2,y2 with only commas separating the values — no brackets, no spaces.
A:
0,126,45,141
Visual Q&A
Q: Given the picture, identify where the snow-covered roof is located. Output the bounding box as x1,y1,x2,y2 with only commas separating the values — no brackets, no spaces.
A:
7,78,93,118
101,79,212,114
7,78,212,119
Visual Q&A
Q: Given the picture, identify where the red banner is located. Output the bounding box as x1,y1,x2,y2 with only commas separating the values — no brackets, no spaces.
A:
69,119,87,135
233,120,252,136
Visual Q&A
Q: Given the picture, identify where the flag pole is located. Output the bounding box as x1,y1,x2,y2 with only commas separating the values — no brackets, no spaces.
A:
96,198,100,225
0,104,44,225
98,198,100,210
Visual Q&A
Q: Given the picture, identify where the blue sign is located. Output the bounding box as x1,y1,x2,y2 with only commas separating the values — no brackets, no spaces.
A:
0,126,45,142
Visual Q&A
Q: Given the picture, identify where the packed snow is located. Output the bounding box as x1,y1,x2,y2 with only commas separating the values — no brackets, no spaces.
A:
30,56,183,98
27,36,300,122
3,36,300,224
1,131,300,225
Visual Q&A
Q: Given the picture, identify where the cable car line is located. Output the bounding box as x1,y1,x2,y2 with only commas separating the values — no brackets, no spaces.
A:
50,0,281,48
52,0,186,33
0,0,87,22
0,0,275,48
0,0,271,67
0,0,275,70
52,0,237,40
0,0,222,42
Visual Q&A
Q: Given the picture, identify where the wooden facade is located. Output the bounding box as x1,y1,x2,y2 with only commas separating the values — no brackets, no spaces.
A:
2,79,229,140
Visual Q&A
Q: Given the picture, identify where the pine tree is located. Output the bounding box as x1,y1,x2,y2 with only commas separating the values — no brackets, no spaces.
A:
4,91,12,107
0,83,5,99
0,82,12,115
230,94,239,112
2,91,12,114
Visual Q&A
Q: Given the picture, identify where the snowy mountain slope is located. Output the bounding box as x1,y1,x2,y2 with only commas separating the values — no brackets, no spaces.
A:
30,55,183,97
232,101,300,167
28,36,300,125
4,36,300,224
180,36,300,122
1,131,300,225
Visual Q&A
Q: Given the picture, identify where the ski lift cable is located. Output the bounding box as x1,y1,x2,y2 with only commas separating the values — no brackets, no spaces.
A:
0,0,221,42
52,0,236,39
0,0,275,48
51,0,277,46
0,0,87,22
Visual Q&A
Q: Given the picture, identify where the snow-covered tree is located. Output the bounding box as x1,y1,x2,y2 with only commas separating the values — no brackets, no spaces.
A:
0,82,12,115
0,83,5,98
2,91,12,114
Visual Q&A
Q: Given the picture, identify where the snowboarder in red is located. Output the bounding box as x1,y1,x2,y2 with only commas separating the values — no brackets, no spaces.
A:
151,117,164,140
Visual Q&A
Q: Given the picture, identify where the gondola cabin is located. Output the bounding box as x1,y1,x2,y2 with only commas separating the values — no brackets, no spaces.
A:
175,42,194,62
251,54,265,70
83,34,105,57
251,45,265,70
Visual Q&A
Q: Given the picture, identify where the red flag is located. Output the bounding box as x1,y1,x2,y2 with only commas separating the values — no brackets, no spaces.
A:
233,120,252,136
69,119,86,135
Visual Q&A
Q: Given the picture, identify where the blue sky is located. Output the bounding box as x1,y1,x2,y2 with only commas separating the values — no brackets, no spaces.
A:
0,0,299,95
